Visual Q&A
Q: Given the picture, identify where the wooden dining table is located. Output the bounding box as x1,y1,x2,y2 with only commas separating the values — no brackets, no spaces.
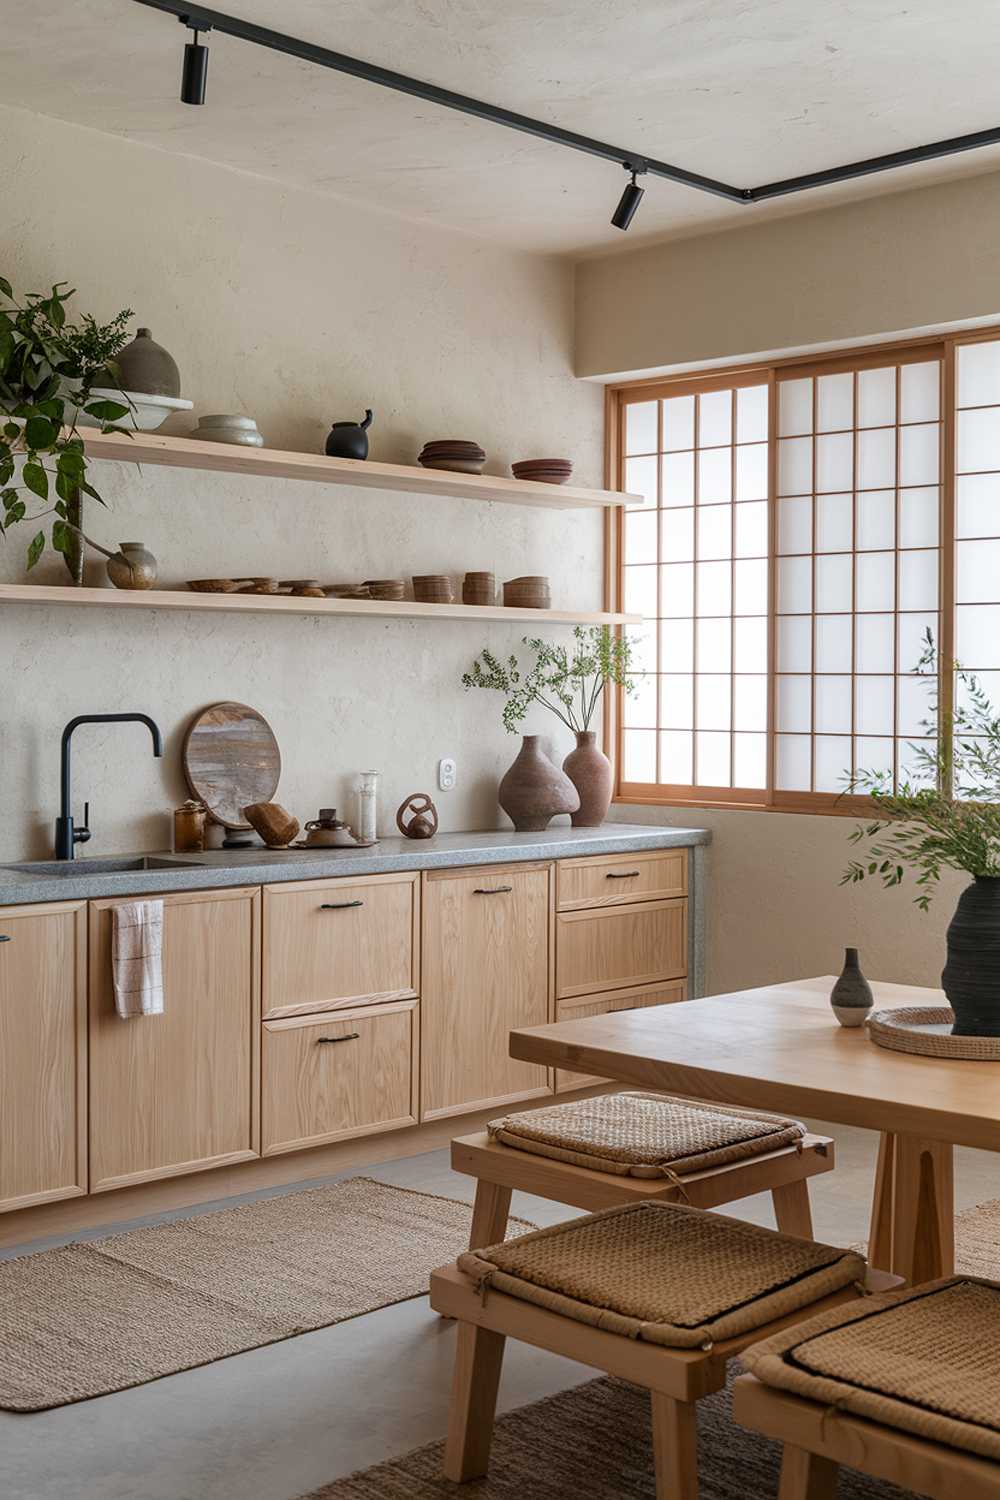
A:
509,976,1000,1284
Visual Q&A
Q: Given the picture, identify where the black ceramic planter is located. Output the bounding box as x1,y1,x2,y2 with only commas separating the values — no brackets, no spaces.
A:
942,876,1000,1036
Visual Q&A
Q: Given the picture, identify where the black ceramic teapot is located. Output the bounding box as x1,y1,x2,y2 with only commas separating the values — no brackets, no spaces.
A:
325,409,373,461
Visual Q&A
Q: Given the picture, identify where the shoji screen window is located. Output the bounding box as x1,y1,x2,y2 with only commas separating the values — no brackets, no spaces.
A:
621,377,770,797
956,336,1000,789
774,355,942,798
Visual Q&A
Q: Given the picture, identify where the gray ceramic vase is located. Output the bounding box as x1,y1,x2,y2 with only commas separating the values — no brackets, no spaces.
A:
112,328,181,398
563,730,613,827
830,947,874,1027
499,735,580,832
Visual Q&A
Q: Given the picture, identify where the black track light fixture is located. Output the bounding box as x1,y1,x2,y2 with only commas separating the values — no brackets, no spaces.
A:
611,163,646,231
180,15,210,105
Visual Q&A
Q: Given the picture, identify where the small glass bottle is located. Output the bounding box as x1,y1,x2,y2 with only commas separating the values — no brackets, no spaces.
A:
174,798,207,853
355,770,379,843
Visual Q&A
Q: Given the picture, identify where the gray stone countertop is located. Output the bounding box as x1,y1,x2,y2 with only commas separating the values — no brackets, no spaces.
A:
0,824,710,906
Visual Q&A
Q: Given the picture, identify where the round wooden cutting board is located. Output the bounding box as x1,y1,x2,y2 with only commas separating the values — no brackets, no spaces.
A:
182,701,281,830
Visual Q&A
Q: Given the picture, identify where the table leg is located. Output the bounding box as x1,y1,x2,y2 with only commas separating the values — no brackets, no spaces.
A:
867,1131,954,1282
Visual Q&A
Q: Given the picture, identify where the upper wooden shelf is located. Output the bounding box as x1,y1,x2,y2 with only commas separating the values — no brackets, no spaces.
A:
0,583,637,627
79,429,640,511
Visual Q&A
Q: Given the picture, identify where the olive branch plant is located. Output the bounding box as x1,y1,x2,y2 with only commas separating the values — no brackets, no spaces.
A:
0,276,135,574
841,629,1000,909
462,626,635,734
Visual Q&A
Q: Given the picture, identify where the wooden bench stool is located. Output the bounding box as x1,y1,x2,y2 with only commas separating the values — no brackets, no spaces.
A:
453,1091,834,1249
429,1199,895,1498
735,1275,1000,1500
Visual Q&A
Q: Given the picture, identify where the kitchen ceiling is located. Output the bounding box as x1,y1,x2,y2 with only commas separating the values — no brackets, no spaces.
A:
4,0,1000,255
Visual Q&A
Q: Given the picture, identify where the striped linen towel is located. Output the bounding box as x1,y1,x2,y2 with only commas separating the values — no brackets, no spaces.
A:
112,900,164,1018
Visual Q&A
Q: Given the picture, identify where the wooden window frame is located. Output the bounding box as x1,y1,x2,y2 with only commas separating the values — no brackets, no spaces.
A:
605,326,1000,816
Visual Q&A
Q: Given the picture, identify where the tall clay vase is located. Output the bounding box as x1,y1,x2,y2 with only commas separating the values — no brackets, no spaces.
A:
942,876,1000,1036
498,735,580,832
563,730,613,827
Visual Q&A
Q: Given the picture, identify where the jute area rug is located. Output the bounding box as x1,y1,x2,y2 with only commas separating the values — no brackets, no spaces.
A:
299,1195,1000,1500
297,1371,913,1499
0,1176,534,1413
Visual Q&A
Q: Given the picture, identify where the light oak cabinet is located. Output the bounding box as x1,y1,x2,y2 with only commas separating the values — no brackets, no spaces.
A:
556,897,687,1000
421,863,551,1120
556,848,687,911
0,901,87,1212
262,1000,417,1155
262,873,418,1018
88,887,260,1192
555,980,688,1092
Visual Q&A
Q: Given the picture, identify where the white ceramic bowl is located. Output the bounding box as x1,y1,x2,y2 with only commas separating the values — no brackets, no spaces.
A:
192,414,265,447
63,386,194,432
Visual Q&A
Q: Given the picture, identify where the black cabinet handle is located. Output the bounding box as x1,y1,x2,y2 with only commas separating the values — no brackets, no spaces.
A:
0,934,10,943
473,885,513,894
316,1031,361,1045
606,870,640,879
319,900,364,910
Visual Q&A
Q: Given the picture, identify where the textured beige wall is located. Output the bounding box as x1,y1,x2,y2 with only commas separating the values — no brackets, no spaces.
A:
0,104,604,859
610,803,966,999
575,168,1000,378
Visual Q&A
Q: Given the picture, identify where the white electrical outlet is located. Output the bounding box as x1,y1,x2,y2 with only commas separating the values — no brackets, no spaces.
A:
438,756,457,791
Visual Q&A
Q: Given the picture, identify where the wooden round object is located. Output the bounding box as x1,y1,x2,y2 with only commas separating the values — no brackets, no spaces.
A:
183,701,281,830
396,792,439,840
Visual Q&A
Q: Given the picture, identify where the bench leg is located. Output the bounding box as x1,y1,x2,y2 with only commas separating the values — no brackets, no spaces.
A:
650,1391,699,1499
777,1443,839,1499
771,1178,813,1239
442,1321,507,1482
468,1180,513,1250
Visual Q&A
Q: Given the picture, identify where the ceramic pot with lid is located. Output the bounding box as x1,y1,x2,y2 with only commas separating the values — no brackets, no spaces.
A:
303,809,357,847
325,410,374,461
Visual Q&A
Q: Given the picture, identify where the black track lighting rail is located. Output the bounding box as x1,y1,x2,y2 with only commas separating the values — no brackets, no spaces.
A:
133,0,1000,210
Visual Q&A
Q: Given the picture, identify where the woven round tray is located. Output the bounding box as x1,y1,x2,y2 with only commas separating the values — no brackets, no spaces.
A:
867,1006,1000,1060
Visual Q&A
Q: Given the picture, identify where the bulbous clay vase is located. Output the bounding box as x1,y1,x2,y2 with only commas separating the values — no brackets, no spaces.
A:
942,876,1000,1035
563,730,613,827
498,735,580,832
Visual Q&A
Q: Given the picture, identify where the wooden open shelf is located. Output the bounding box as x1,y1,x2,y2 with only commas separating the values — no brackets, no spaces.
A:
79,429,641,511
0,583,638,626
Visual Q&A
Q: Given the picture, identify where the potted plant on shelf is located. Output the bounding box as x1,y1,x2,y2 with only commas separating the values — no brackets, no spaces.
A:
841,630,1000,1036
462,626,634,829
0,277,134,581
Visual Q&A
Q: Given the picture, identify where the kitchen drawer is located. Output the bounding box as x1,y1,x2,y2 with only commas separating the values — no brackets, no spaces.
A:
555,980,687,1092
262,1001,417,1155
263,872,418,1019
555,897,687,1001
556,848,687,911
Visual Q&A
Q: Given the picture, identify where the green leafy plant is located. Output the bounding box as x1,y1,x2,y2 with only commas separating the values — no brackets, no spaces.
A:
842,630,1000,909
462,626,635,734
0,277,134,573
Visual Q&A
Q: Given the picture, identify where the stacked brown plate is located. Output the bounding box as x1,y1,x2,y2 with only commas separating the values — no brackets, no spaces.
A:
504,575,551,609
364,578,405,600
462,571,496,606
419,440,487,474
511,457,573,486
413,574,455,603
326,583,371,599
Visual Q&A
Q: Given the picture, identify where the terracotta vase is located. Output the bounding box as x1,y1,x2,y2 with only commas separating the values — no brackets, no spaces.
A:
498,735,580,832
563,730,613,827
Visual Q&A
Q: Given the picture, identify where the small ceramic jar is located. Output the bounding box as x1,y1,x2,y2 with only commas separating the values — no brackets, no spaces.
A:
174,799,207,853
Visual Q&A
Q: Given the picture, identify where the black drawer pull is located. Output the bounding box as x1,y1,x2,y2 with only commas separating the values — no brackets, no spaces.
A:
0,934,10,943
606,870,641,880
319,900,364,910
316,1031,361,1045
473,885,513,895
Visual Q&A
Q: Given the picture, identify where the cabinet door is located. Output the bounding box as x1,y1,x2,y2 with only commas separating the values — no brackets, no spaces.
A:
89,887,260,1192
555,980,687,1093
263,873,418,1019
421,863,551,1120
556,897,687,1000
556,849,688,911
262,1001,417,1155
0,901,87,1213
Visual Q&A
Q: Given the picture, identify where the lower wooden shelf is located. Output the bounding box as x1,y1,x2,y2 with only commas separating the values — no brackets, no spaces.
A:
0,583,637,626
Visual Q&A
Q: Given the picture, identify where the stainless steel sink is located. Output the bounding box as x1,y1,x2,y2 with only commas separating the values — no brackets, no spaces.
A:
1,855,205,877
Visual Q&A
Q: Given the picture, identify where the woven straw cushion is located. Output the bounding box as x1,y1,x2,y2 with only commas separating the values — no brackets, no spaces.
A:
487,1091,806,1178
457,1201,865,1350
742,1277,1000,1461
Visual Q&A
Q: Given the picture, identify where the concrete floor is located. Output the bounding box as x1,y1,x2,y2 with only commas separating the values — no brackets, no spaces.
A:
1,1121,998,1500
